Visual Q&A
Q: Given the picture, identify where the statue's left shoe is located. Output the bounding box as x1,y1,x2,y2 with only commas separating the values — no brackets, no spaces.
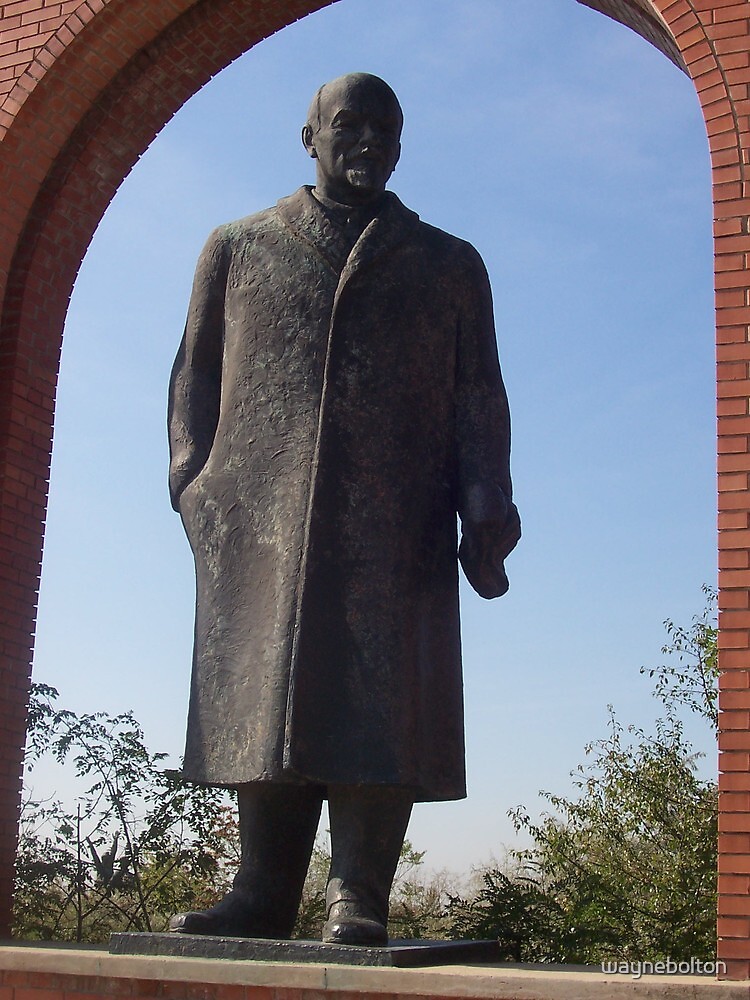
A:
322,899,388,946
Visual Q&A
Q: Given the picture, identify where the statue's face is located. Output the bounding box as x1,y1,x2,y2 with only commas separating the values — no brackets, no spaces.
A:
303,77,402,205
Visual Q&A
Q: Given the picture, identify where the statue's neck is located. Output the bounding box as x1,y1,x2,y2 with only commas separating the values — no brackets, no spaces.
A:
311,188,383,233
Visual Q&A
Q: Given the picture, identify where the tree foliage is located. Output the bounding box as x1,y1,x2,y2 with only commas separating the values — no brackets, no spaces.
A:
641,585,718,728
388,840,454,940
447,590,718,962
15,684,237,941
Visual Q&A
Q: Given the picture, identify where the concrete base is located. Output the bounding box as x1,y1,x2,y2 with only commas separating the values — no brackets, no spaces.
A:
0,943,746,999
110,932,501,967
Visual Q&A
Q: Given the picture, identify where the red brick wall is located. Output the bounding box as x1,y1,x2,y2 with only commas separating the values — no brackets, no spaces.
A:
1,0,749,981
0,969,378,1000
663,0,750,983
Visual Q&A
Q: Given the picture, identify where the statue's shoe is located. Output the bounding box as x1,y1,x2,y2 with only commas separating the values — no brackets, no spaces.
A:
169,890,277,937
322,902,388,946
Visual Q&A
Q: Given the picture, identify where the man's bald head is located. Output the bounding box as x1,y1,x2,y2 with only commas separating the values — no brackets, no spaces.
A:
306,73,403,136
301,73,403,206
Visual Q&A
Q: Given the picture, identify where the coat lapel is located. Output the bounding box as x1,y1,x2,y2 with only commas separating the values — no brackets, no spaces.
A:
276,186,354,275
341,192,419,284
276,187,420,292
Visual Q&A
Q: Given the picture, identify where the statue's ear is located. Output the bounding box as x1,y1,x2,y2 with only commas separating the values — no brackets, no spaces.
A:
302,124,317,159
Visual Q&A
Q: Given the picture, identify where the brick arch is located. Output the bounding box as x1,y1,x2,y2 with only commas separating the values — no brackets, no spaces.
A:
583,0,688,68
1,0,113,132
1,0,748,977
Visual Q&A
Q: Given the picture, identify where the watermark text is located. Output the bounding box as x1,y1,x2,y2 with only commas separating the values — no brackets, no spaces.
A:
601,958,726,980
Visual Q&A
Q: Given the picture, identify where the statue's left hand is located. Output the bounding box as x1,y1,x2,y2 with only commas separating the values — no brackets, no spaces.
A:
459,501,521,599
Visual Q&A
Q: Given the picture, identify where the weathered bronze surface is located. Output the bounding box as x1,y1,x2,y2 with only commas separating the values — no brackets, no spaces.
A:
167,73,520,945
110,932,502,967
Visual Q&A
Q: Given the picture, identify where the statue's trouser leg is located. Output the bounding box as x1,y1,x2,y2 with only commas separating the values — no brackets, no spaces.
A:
169,782,323,938
323,786,413,944
232,782,325,937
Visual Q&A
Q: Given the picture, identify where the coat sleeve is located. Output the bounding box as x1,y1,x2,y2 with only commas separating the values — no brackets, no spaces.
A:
455,244,520,598
455,243,513,518
167,226,230,511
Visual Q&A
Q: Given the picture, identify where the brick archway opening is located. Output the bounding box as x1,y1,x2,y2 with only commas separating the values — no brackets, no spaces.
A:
0,0,745,977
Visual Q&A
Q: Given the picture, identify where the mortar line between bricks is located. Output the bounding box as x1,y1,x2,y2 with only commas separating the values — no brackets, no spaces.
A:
683,0,747,186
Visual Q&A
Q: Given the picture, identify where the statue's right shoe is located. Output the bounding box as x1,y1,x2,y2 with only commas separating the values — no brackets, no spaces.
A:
169,889,280,938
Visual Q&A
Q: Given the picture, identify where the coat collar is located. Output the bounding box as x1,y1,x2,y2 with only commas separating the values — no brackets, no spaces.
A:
276,186,420,278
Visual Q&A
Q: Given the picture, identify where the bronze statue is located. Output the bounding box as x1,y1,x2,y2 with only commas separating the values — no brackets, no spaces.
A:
167,73,520,946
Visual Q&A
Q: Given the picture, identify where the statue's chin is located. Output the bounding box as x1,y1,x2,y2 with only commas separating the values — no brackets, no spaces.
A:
345,166,385,192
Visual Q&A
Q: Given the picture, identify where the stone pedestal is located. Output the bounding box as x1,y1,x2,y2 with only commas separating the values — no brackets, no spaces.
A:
110,933,501,967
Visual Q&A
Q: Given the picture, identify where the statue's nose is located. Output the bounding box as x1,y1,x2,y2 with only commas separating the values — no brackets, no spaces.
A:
359,122,379,148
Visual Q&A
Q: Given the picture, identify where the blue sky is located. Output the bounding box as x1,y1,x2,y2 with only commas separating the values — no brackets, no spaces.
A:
28,0,717,874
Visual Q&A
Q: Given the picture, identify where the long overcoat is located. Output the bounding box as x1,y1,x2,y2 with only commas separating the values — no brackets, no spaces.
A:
168,187,512,802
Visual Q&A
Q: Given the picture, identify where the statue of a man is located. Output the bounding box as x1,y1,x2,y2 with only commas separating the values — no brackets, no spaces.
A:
167,72,520,946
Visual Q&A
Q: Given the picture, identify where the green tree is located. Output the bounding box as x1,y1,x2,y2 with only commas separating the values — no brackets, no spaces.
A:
448,867,569,961
387,840,453,940
448,591,718,963
15,683,237,941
